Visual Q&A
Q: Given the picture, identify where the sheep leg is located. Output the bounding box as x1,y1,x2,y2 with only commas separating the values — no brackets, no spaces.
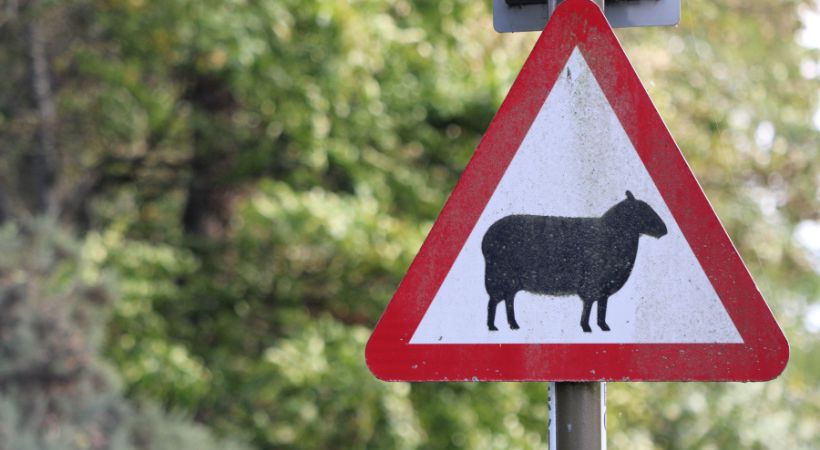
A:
580,298,594,333
597,297,611,331
487,297,502,331
504,297,520,330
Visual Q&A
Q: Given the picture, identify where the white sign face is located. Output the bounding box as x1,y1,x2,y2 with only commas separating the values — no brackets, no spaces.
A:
493,0,680,32
410,49,742,344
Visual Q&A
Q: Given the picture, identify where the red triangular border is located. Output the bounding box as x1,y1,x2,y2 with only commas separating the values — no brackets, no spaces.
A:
365,0,788,381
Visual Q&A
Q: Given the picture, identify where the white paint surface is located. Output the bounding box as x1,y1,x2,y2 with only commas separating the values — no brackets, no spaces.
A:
410,49,742,344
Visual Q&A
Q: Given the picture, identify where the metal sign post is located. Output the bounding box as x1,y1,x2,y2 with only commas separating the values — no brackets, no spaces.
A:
546,0,605,447
550,382,606,450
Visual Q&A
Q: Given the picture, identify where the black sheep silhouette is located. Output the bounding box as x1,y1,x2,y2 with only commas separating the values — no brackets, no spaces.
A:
481,191,667,332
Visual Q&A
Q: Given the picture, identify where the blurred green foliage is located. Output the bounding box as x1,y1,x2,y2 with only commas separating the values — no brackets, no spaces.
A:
0,220,249,449
0,0,818,449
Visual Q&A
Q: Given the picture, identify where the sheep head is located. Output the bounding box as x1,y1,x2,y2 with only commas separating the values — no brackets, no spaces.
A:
604,191,668,238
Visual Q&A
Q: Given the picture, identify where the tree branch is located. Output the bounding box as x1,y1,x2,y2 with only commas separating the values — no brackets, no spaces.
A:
22,7,58,215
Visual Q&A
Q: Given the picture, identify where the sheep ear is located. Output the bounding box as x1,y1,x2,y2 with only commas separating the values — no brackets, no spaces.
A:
625,190,634,200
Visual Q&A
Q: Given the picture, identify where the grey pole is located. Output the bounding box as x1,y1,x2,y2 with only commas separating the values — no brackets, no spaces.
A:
546,1,606,448
549,382,606,449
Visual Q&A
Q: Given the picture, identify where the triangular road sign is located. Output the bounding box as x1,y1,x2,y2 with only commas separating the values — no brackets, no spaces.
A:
366,0,788,382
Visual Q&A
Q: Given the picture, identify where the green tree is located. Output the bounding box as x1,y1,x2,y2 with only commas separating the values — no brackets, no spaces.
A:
0,219,249,449
0,0,817,449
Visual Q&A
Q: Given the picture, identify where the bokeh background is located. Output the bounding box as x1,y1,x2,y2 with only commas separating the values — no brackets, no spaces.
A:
0,0,818,448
